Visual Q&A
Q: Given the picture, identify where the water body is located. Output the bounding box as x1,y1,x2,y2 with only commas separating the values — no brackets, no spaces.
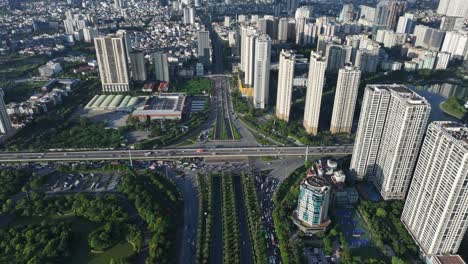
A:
407,83,467,123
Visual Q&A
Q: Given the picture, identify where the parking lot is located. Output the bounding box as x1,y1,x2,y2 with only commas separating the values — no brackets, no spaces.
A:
45,172,121,193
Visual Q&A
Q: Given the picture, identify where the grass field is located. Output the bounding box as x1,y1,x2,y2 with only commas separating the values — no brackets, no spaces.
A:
440,96,466,120
173,78,212,95
232,125,241,140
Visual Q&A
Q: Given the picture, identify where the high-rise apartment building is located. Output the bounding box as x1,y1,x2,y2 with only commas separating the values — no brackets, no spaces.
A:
440,16,465,31
339,4,355,22
295,17,307,46
245,34,258,87
253,35,271,109
435,52,451,70
330,65,361,134
276,50,295,122
303,52,327,135
303,23,319,45
94,35,131,92
441,31,468,60
414,25,445,51
197,30,210,65
437,0,468,18
287,19,296,42
350,84,430,200
355,47,379,73
325,44,352,71
277,18,289,42
396,13,414,34
83,27,97,43
376,29,406,48
114,0,125,9
401,121,468,256
264,16,278,41
0,88,12,135
64,19,75,35
153,52,170,82
295,6,313,20
359,5,376,22
183,7,195,25
373,0,406,34
240,25,258,86
129,51,146,81
286,0,297,15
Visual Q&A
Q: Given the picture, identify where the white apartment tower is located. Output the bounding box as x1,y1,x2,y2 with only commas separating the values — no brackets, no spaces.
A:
197,30,211,65
396,13,414,34
129,51,147,81
0,88,12,135
437,0,468,18
277,18,289,43
154,52,170,82
303,52,327,135
83,27,97,43
244,33,257,86
94,35,131,92
330,65,361,134
276,50,296,122
350,84,430,200
253,35,271,109
401,121,468,256
183,7,195,25
441,31,468,60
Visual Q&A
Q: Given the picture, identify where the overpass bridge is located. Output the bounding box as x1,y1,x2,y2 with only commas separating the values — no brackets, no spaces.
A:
0,145,353,163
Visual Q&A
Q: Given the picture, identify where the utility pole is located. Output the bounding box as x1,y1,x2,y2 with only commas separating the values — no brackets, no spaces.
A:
128,149,133,168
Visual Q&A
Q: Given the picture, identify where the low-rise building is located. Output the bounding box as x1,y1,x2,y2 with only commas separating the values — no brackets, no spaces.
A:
132,93,186,121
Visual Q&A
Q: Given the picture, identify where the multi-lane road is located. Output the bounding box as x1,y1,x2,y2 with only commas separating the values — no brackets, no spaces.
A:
0,145,353,162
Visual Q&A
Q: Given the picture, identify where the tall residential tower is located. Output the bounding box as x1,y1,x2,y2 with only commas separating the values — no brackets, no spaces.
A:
0,88,12,135
197,30,211,65
94,34,131,92
401,121,468,256
153,52,170,82
276,50,295,122
253,35,271,109
350,84,430,200
330,65,361,134
303,52,327,135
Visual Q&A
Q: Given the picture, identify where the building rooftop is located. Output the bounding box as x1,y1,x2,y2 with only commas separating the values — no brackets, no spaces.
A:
436,121,468,146
304,175,329,189
432,255,466,264
368,84,429,105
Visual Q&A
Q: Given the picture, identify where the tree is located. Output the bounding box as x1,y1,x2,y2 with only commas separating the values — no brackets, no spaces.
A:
376,208,387,218
323,237,333,255
391,256,406,264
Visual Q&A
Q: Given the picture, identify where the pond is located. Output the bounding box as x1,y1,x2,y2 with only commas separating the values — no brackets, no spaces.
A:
408,83,467,122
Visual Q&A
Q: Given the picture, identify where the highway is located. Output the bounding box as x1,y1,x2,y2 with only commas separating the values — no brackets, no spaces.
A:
0,146,353,162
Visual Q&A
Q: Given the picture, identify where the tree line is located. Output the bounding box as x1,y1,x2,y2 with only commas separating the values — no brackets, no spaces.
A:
118,170,182,264
196,174,213,264
240,173,268,264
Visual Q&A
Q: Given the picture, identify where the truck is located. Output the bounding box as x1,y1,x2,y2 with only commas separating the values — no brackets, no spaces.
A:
144,151,153,157
196,149,205,153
